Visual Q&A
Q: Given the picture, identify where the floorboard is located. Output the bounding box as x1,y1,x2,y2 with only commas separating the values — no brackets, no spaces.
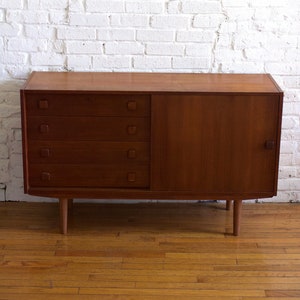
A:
0,201,300,299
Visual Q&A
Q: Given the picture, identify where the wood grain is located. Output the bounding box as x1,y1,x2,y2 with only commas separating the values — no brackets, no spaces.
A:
0,202,300,299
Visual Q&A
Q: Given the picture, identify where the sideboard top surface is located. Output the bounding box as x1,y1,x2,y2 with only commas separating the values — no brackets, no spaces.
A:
23,72,282,94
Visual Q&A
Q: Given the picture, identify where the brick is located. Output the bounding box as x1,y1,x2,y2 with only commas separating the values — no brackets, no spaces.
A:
223,0,247,6
86,0,124,13
167,1,181,13
7,38,47,52
0,184,5,201
0,0,22,9
0,104,19,118
39,0,68,9
151,15,190,29
283,103,300,115
177,30,215,43
0,159,9,183
24,25,55,39
126,1,163,14
111,14,149,27
244,48,285,61
193,14,224,28
93,55,131,69
69,13,109,27
146,43,184,56
172,57,210,69
97,29,135,41
67,55,91,69
226,8,255,21
0,145,8,159
65,41,103,54
137,30,174,42
0,130,7,143
283,77,300,89
221,61,265,73
13,129,22,141
0,9,4,21
185,43,211,57
104,42,144,55
31,53,64,66
0,23,21,37
133,56,171,69
1,52,27,64
250,0,287,7
6,10,49,24
265,63,300,76
282,116,299,130
49,11,67,24
182,1,221,13
280,141,296,154
69,0,85,12
57,27,96,40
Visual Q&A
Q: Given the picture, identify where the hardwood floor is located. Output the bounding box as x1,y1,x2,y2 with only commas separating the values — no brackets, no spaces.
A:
0,201,300,299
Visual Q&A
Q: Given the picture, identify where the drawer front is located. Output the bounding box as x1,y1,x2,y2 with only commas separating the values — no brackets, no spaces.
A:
28,164,149,188
25,93,150,117
27,141,150,164
27,116,150,141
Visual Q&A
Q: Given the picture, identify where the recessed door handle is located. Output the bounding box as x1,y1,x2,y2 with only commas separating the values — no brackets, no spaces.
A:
127,101,137,111
127,125,137,135
41,172,51,181
265,140,275,150
39,124,49,133
38,99,49,109
127,149,137,159
127,172,136,182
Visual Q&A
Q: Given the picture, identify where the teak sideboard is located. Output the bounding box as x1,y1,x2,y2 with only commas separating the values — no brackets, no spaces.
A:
20,72,283,235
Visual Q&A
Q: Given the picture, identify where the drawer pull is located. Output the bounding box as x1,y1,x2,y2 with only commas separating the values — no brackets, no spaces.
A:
127,172,136,182
127,125,137,135
127,149,137,159
41,172,51,181
265,140,275,150
40,148,50,158
39,124,49,134
38,99,49,109
127,101,137,111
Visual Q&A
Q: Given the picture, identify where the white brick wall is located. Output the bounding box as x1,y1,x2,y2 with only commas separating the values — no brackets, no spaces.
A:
0,0,299,202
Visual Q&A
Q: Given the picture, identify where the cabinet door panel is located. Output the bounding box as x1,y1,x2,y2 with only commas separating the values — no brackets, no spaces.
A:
151,94,280,194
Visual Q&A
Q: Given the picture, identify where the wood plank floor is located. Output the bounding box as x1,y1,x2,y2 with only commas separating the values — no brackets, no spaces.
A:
0,201,300,299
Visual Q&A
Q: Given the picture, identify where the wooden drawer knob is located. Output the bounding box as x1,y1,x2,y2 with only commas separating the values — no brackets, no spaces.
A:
127,172,136,182
40,148,50,158
127,125,137,135
41,172,51,181
38,99,49,109
39,124,49,134
127,101,137,111
127,149,137,159
265,140,275,150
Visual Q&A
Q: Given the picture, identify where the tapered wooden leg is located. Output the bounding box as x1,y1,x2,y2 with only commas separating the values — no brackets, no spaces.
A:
226,200,232,211
59,198,68,234
233,200,242,236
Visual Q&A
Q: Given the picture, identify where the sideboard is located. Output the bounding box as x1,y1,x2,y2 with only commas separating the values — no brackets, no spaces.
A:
20,72,283,235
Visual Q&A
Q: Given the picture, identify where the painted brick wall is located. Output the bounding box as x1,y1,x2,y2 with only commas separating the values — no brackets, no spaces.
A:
0,0,299,202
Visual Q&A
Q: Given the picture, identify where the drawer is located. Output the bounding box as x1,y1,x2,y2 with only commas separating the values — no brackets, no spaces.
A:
27,141,150,164
25,93,150,117
27,116,150,141
28,164,149,188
